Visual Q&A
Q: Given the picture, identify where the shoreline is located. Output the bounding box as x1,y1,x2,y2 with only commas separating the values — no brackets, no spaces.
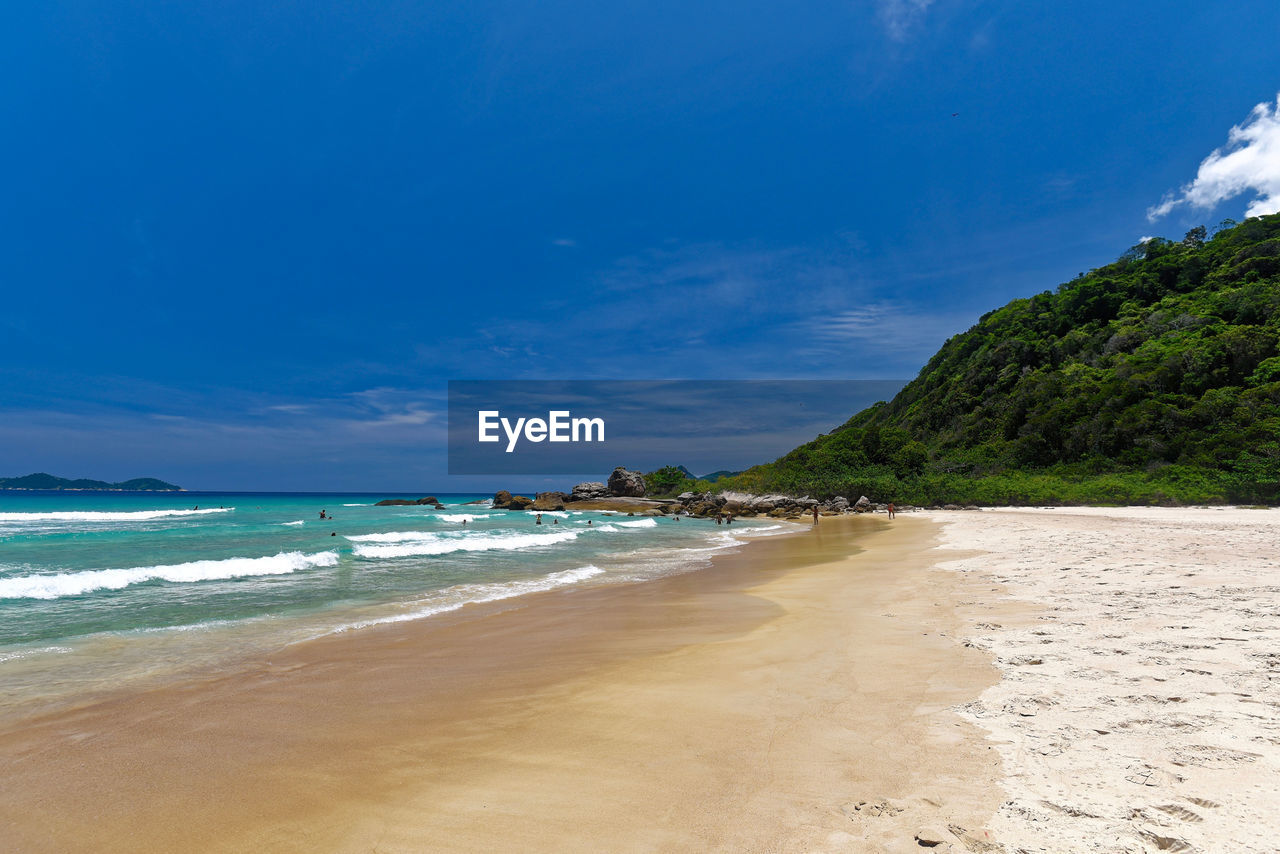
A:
0,515,796,729
0,513,1005,852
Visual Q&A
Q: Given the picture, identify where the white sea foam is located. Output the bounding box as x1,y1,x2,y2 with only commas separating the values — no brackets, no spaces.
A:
330,565,606,633
281,520,305,526
431,513,482,523
525,510,570,518
341,503,368,507
0,551,339,600
0,645,73,664
616,518,658,528
0,508,232,523
346,530,441,543
350,529,584,559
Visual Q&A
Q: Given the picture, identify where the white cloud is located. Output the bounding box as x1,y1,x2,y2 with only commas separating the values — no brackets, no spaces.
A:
880,0,936,40
1148,93,1280,221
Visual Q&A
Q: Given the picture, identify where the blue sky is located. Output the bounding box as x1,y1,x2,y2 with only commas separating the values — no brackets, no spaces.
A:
3,0,1280,490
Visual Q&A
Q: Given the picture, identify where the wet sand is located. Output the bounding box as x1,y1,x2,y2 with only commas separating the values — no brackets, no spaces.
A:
0,514,1003,853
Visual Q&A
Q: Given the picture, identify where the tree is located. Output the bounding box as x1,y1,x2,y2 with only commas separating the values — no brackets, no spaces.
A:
644,465,691,495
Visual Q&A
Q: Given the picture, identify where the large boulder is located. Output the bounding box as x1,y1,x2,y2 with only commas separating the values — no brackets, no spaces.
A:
492,490,535,510
853,495,872,512
375,497,444,508
532,491,568,511
607,467,646,497
570,481,610,501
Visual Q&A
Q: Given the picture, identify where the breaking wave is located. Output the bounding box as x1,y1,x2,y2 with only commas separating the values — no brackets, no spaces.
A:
348,529,584,559
0,551,339,600
0,508,232,523
330,565,606,632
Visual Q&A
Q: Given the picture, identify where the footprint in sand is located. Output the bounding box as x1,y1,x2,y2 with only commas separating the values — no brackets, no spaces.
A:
841,799,904,820
1184,796,1220,809
1138,829,1194,852
1154,803,1204,823
1169,744,1261,768
1124,764,1182,787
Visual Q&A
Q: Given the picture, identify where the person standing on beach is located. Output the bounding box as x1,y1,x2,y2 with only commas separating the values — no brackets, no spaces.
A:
812,506,819,524
887,502,896,519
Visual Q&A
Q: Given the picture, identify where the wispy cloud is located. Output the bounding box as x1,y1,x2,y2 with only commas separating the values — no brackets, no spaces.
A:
879,0,936,41
805,302,974,358
1148,93,1280,221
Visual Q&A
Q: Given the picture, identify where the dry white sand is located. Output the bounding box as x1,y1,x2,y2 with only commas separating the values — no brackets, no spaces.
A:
928,506,1280,853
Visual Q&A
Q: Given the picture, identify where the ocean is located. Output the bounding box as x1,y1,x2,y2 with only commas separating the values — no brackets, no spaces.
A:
0,491,791,720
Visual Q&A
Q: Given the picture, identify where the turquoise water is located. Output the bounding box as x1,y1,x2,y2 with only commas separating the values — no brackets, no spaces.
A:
0,491,790,718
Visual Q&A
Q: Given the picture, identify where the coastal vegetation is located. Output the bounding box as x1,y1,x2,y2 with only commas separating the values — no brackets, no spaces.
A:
661,215,1280,505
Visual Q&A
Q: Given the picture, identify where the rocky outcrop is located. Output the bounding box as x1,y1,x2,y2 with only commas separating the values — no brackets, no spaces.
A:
532,491,568,511
570,482,610,501
670,489,896,519
375,497,445,508
607,467,646,497
493,467,904,521
492,490,535,510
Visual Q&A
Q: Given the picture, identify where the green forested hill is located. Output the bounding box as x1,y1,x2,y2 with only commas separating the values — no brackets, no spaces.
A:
725,214,1280,505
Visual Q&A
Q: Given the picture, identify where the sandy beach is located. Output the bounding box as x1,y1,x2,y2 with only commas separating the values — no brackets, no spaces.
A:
1,507,1277,852
0,514,1004,853
931,506,1280,853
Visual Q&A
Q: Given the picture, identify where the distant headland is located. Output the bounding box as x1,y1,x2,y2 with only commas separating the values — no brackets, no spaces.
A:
0,473,184,491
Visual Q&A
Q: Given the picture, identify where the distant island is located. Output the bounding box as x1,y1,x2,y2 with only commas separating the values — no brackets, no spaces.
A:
0,473,184,491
